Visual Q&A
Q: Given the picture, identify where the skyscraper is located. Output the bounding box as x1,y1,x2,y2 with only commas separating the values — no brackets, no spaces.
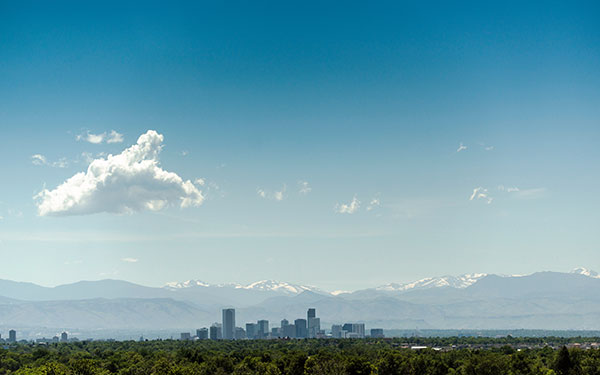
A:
196,328,208,340
307,308,317,338
331,324,343,339
342,323,365,338
295,319,307,338
257,320,269,339
8,330,16,343
210,323,222,340
222,308,236,340
353,323,365,338
60,332,68,342
283,323,296,338
308,317,320,338
235,327,246,340
246,323,257,340
281,319,289,328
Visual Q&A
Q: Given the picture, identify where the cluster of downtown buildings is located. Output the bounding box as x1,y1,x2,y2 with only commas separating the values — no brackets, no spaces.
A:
181,307,384,341
0,330,18,344
1,330,70,344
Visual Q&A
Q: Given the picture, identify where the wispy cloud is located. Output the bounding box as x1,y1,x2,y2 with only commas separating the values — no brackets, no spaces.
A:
515,187,547,199
457,142,467,152
274,185,286,201
31,154,68,168
257,185,286,201
76,130,124,144
497,185,546,199
121,257,139,263
366,197,381,211
106,130,124,144
77,132,105,144
35,130,204,216
299,181,312,195
31,154,47,166
469,187,493,204
498,185,520,193
335,196,360,214
257,189,267,198
193,178,223,199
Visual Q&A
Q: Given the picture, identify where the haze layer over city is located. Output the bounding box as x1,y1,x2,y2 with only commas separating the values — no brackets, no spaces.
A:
1,0,600,345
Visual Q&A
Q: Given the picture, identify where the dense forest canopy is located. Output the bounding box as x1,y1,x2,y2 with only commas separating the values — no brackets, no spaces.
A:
1,337,600,374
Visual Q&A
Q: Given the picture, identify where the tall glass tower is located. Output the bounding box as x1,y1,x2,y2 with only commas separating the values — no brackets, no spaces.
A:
222,308,236,340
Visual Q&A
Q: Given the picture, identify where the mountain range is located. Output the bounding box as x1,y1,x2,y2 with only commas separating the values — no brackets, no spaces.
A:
1,268,599,336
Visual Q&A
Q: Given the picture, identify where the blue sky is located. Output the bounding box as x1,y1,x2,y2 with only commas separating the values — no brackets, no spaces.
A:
0,1,599,291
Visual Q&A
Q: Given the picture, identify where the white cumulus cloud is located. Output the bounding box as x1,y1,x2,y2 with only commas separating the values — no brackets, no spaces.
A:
35,130,204,216
335,196,360,214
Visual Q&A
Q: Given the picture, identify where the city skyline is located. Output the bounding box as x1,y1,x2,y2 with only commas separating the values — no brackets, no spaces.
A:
194,307,369,341
1,1,599,292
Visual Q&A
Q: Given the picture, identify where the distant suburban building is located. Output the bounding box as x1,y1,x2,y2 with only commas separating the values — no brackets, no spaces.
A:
295,319,307,338
257,320,269,339
370,328,384,338
196,328,208,340
180,332,191,341
222,308,236,340
61,332,68,342
8,330,16,343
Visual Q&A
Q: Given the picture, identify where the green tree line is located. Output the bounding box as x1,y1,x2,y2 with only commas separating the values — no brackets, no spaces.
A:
1,338,599,375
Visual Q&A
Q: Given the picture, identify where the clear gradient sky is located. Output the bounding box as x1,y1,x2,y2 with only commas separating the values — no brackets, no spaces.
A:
0,1,599,291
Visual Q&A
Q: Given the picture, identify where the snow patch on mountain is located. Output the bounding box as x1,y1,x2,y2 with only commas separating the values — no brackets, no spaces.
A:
240,280,322,294
376,273,488,292
163,279,322,295
571,267,600,279
164,280,211,289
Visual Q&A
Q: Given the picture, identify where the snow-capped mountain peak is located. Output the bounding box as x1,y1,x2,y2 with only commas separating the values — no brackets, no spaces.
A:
163,279,322,295
376,273,488,292
570,267,600,279
164,280,211,289
241,280,321,294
